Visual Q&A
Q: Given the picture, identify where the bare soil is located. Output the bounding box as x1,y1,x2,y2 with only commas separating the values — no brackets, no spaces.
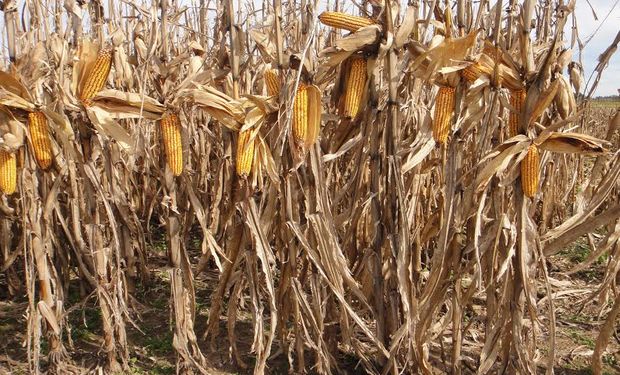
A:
1,237,619,374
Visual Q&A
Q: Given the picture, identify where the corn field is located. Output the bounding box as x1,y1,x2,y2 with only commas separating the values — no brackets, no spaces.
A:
0,0,619,374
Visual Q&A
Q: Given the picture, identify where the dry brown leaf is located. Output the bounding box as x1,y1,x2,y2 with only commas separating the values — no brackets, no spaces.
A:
410,30,479,81
85,105,134,152
528,79,559,126
538,132,609,154
93,89,165,119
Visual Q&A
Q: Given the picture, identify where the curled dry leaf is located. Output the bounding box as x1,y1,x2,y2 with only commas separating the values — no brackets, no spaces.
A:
473,135,530,193
0,71,33,102
92,89,165,119
85,105,134,153
242,93,279,116
255,135,279,185
394,5,417,48
538,132,610,154
409,30,479,81
176,86,245,130
249,28,277,62
47,34,68,66
319,25,382,63
478,41,524,89
0,88,36,111
239,106,264,134
0,109,25,152
113,45,135,88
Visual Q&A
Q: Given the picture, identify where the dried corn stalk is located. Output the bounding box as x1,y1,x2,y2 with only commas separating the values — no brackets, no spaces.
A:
160,113,183,176
27,111,53,170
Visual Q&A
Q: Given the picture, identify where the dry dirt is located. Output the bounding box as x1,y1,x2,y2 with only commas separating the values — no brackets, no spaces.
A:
2,233,619,374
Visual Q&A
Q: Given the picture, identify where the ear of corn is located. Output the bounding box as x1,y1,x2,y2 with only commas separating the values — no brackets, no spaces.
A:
432,86,456,144
461,62,483,83
293,83,309,144
509,89,526,137
27,111,53,170
342,56,367,119
521,145,540,198
319,11,376,32
305,85,322,148
80,48,113,105
293,84,322,149
264,69,280,97
160,113,183,176
0,150,17,195
236,130,255,177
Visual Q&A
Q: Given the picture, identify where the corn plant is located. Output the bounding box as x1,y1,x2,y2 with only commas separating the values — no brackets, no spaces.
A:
0,0,619,374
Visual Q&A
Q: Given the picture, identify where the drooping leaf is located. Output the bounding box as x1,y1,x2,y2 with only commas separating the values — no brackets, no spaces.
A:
538,132,610,154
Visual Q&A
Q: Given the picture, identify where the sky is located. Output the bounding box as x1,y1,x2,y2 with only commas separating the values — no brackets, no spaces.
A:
571,0,620,96
0,0,618,96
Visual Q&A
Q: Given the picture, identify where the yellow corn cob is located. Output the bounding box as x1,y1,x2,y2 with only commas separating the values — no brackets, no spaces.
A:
520,145,539,198
432,86,456,144
342,56,367,119
293,83,309,144
0,150,16,195
319,11,376,32
80,48,113,105
27,112,53,170
236,130,255,177
461,62,483,83
509,89,526,137
264,69,280,97
304,85,322,148
160,113,183,176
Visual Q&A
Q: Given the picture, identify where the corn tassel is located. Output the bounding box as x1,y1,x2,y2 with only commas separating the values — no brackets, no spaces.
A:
509,89,526,137
0,150,16,195
80,48,113,105
342,56,367,119
236,130,255,177
27,111,53,170
432,86,456,144
319,12,375,32
264,69,280,97
160,113,183,176
521,145,540,198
